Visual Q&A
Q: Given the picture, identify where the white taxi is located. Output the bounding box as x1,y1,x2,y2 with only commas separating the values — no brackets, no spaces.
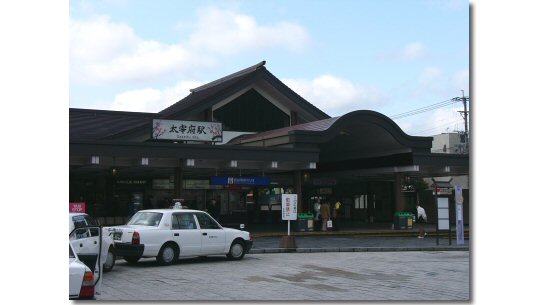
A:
104,209,253,265
69,212,116,272
69,240,95,299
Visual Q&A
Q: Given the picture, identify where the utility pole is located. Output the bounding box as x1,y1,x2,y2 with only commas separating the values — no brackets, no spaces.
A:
453,91,469,153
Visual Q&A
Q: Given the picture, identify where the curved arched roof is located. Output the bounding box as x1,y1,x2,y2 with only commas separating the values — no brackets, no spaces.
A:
231,110,432,161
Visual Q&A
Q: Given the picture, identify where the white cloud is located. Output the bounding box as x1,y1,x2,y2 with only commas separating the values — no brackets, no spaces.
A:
70,8,309,85
109,80,204,113
283,75,385,116
70,16,215,85
186,7,310,55
401,42,427,60
110,88,162,112
70,16,137,63
395,106,465,136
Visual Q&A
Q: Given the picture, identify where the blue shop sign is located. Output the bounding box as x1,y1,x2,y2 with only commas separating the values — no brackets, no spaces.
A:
211,176,270,186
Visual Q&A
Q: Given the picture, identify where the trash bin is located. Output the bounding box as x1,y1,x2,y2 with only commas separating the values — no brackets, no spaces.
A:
295,213,314,232
393,212,414,230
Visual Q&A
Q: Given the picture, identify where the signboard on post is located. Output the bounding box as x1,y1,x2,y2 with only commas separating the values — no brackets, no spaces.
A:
455,185,465,245
282,194,298,221
282,194,297,237
437,198,450,230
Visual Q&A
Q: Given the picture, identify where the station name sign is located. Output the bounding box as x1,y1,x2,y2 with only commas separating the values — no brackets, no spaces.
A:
152,119,223,142
210,176,271,186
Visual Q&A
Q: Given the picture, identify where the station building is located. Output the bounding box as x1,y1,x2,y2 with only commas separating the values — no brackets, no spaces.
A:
70,61,469,227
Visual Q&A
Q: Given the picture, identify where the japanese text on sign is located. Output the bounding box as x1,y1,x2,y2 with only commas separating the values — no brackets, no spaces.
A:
281,194,298,220
152,119,223,142
69,202,86,213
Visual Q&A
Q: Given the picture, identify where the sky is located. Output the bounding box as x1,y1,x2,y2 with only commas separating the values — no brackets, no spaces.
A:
69,0,469,137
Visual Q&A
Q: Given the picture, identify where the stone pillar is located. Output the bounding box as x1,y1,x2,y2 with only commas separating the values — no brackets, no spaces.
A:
294,170,303,212
393,172,405,212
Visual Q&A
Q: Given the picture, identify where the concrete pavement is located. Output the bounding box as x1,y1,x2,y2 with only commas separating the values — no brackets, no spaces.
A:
95,221,470,301
98,251,470,301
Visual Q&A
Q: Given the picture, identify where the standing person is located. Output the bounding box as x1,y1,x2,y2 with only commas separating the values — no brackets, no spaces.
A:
207,199,219,221
416,203,427,238
313,199,321,231
313,200,321,220
320,201,331,231
332,200,342,231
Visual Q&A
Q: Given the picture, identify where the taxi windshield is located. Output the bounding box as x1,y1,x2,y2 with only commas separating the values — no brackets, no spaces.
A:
127,212,163,226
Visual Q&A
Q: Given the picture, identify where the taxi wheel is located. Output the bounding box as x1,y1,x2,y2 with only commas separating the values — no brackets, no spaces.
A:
103,246,116,272
227,240,245,260
157,243,179,266
124,255,140,264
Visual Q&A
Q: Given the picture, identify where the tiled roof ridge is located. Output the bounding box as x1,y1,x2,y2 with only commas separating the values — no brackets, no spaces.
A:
189,61,266,93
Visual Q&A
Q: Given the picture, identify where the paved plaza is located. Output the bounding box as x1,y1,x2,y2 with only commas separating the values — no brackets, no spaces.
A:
97,250,469,301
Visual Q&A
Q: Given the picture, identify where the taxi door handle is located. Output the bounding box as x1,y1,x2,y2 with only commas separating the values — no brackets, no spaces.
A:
202,233,208,236
174,233,179,236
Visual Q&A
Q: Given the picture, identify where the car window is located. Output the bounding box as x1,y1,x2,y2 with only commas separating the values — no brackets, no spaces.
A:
172,213,197,230
127,212,162,226
72,215,88,229
195,213,221,230
71,215,100,238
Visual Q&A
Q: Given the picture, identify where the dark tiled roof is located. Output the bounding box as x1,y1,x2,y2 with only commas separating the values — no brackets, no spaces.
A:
158,61,329,120
69,108,155,140
158,61,267,118
229,116,341,144
190,61,266,93
71,61,330,141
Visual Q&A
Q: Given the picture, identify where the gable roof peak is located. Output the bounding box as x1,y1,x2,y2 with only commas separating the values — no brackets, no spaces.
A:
189,61,266,93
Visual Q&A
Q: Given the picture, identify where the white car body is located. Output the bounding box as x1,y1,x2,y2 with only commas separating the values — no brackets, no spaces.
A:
104,209,253,265
69,242,95,299
69,212,115,273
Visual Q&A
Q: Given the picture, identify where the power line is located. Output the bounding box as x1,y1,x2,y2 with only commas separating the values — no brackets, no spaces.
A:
389,98,459,120
409,119,463,136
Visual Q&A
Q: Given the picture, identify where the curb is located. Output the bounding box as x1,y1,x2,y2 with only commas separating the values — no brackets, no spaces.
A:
249,246,469,254
251,230,469,239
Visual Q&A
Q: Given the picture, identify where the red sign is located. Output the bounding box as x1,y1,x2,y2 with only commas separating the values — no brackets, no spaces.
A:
69,202,86,213
432,188,452,195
